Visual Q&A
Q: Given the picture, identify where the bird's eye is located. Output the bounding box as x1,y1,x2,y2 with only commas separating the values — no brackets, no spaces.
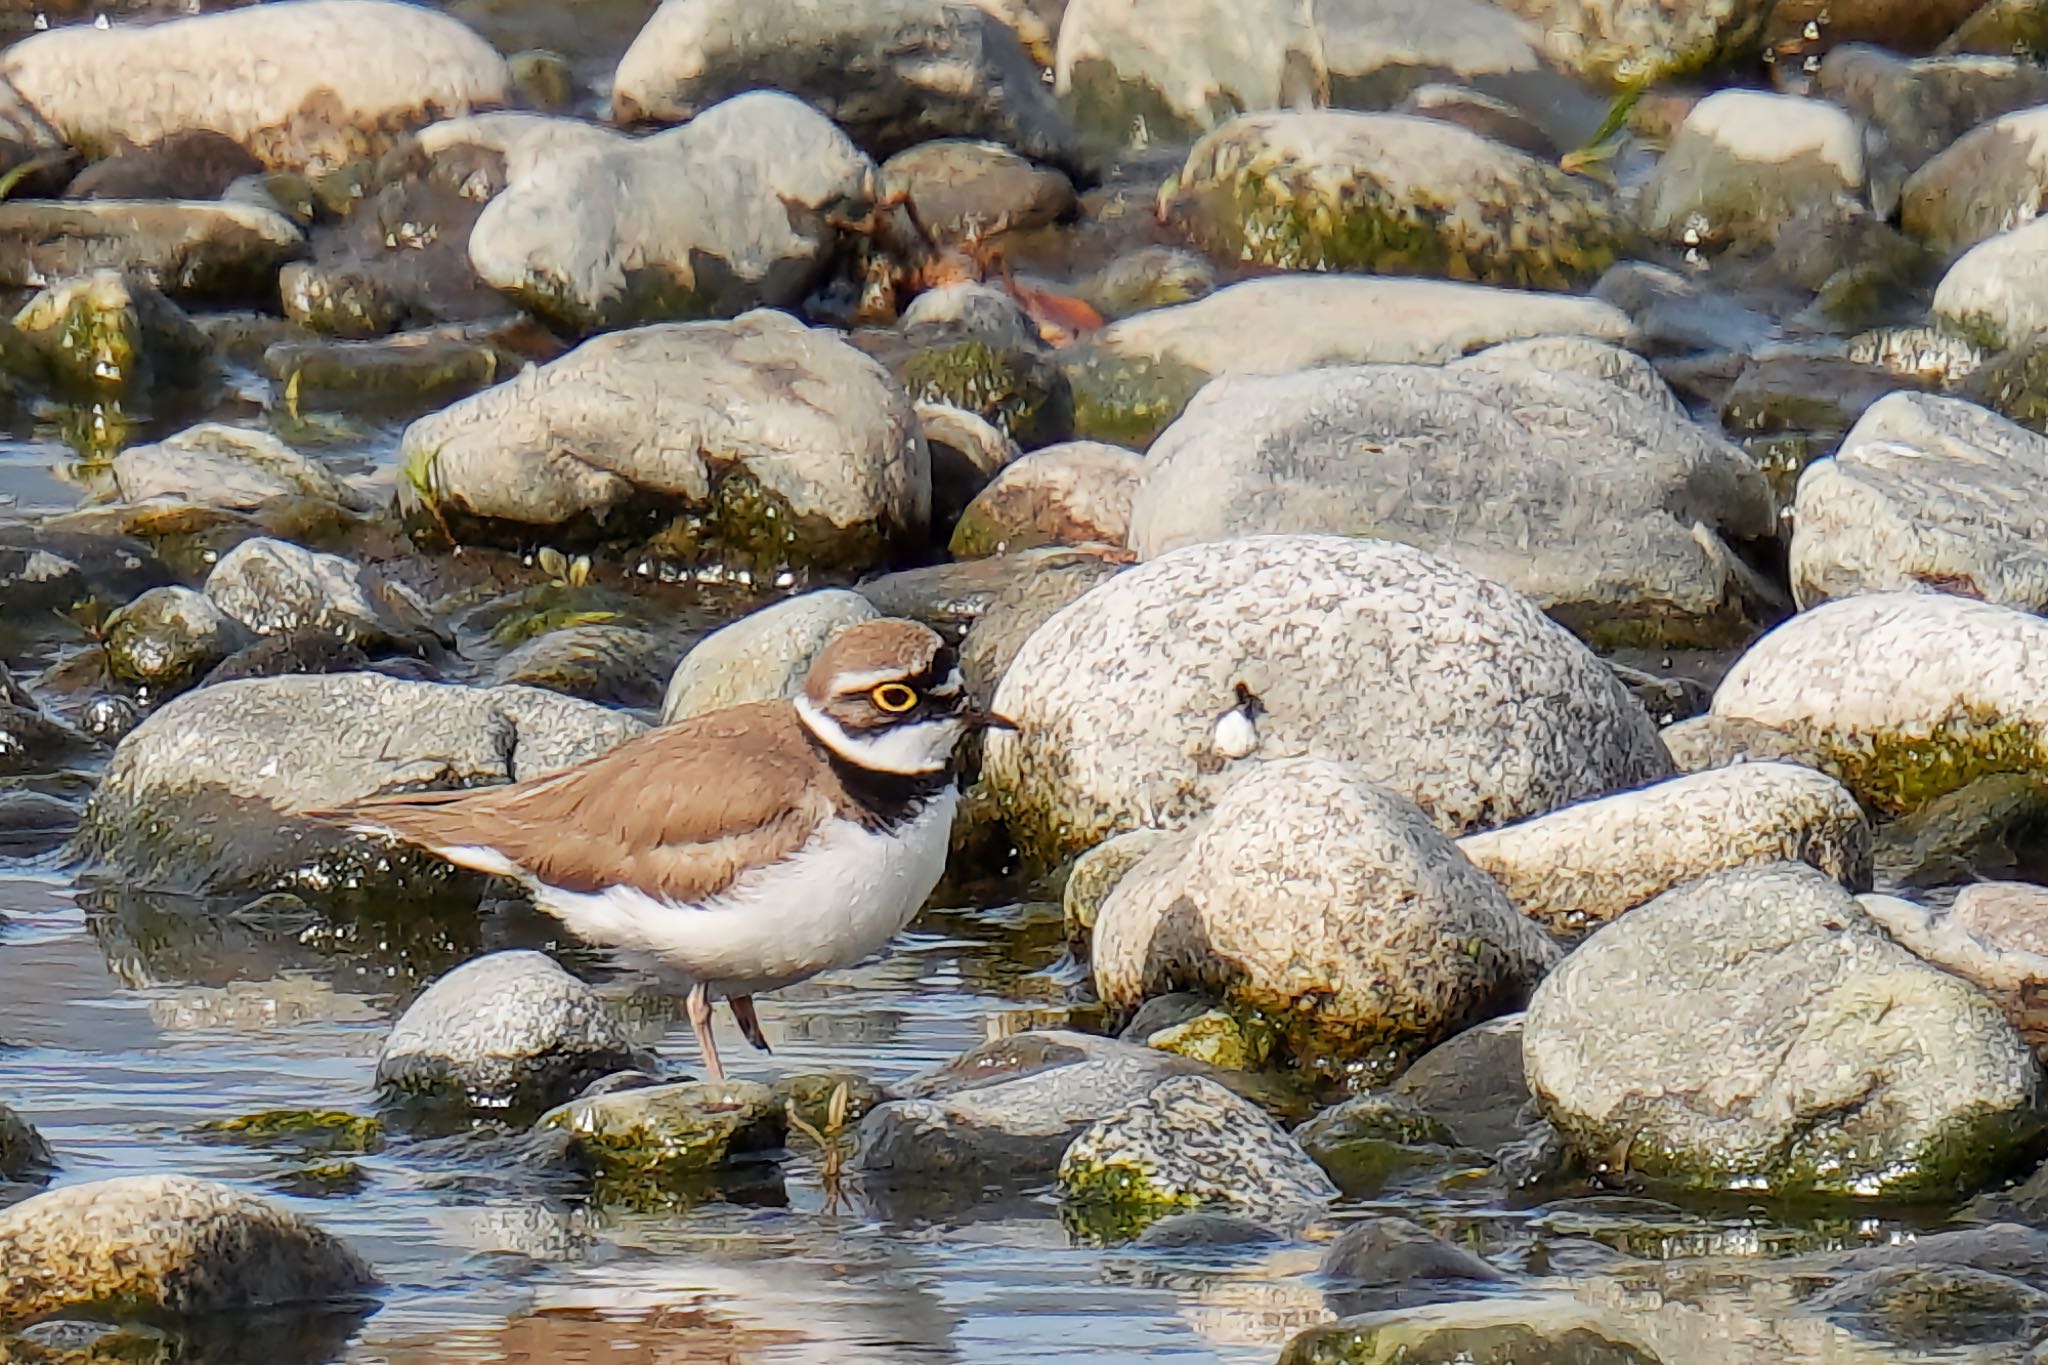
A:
871,682,919,713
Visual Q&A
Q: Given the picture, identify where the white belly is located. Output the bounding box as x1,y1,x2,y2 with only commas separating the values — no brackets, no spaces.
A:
529,787,958,997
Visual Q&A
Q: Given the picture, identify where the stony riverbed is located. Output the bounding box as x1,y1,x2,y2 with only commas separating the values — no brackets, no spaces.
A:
16,0,2048,1361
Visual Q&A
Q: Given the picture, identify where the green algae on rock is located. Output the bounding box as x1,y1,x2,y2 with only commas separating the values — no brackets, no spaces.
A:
536,1079,786,1191
1058,344,1207,448
1161,110,1626,289
197,1109,385,1156
897,338,1074,449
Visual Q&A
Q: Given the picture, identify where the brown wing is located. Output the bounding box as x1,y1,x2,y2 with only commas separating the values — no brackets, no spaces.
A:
313,701,831,904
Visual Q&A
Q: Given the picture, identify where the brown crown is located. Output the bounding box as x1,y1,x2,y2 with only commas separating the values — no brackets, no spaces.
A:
802,618,949,702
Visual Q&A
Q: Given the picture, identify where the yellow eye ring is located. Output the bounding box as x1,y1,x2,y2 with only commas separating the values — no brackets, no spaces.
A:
871,682,919,713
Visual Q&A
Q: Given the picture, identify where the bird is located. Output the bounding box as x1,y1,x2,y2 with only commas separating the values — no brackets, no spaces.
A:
1212,680,1264,761
311,618,1013,1081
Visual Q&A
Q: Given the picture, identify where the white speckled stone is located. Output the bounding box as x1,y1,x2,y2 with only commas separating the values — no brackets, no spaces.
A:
660,589,881,723
1093,758,1562,1064
1790,393,2048,612
982,534,1672,866
1525,863,2045,1196
203,537,438,653
0,1175,378,1323
1710,590,2048,815
1459,762,1872,936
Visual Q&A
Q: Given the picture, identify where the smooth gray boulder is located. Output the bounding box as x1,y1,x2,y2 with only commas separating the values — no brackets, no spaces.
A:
1093,758,1561,1076
1861,885,2048,1054
1524,863,2045,1197
1163,109,1624,288
660,589,880,723
1057,1075,1337,1217
469,92,874,333
1638,90,1866,250
399,311,929,573
71,672,644,895
1790,393,2048,612
982,534,1672,867
1934,217,2048,351
1127,345,1773,647
0,1175,379,1324
203,537,441,655
1904,106,2048,253
1818,45,2048,174
377,951,638,1114
1458,762,1872,937
109,423,367,512
0,0,510,173
612,0,1075,164
1709,590,2048,817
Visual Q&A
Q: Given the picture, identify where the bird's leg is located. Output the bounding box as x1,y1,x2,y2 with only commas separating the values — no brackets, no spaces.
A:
729,994,772,1053
686,982,725,1081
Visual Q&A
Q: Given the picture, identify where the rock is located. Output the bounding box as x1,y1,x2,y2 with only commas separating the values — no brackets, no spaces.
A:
1766,0,1984,60
261,327,527,415
1709,590,2048,816
204,538,441,655
921,400,1021,534
0,1103,53,1180
1657,714,1838,777
982,534,1672,868
1860,887,2048,1053
1125,346,1775,648
1806,1263,2048,1349
949,440,1141,558
11,269,212,399
1092,758,1562,1076
1131,1211,1286,1249
1078,245,1214,322
1316,0,1558,112
660,589,880,723
103,586,248,693
1162,110,1625,289
1815,45,2048,175
611,0,1075,165
0,0,511,173
1061,829,1164,950
1593,259,1779,355
1317,1216,1506,1312
469,93,875,333
1488,0,1772,86
538,1079,783,1191
0,1175,378,1324
1292,1096,1461,1197
1638,90,1865,251
1143,1007,1277,1072
488,624,671,708
1934,217,2048,351
0,200,303,302
1457,763,1872,938
65,128,267,200
70,671,645,896
377,951,638,1115
1873,773,2048,887
1057,1075,1337,1219
957,552,1124,706
1791,393,2048,611
0,524,170,626
879,139,1075,243
855,545,1110,631
1394,83,1557,159
1088,275,1633,380
399,312,928,574
1388,1016,1531,1152
854,1029,1234,1186
200,629,374,687
1904,107,2048,254
110,423,365,512
1280,1298,1660,1365
1947,0,2048,57
1524,862,2045,1196
896,336,1073,449
0,663,96,776
899,282,1041,346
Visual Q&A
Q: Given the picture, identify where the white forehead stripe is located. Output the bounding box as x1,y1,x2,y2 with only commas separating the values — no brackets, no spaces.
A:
796,695,958,775
828,665,935,693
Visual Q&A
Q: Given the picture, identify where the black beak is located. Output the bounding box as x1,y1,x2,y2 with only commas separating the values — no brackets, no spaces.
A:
963,708,1019,732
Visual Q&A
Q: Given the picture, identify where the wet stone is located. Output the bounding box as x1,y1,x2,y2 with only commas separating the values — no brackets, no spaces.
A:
1872,774,2048,887
0,525,170,627
103,586,248,693
12,269,213,400
1389,1015,1532,1154
489,624,671,708
378,951,640,1116
110,422,365,512
1293,1095,1463,1198
0,1102,53,1181
1318,1216,1508,1316
1130,1211,1286,1250
896,336,1074,450
1279,1296,1662,1365
879,139,1075,244
536,1079,785,1189
0,200,305,302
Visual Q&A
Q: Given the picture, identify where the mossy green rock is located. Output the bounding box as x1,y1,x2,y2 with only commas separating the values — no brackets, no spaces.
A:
196,1108,385,1156
1490,0,1772,87
1059,344,1207,448
897,338,1073,449
1163,110,1625,290
1293,1093,1461,1196
537,1079,784,1182
1280,1298,1661,1365
12,269,213,398
1144,1007,1277,1072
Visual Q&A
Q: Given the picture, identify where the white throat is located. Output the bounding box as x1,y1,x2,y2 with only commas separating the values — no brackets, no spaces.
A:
795,694,961,776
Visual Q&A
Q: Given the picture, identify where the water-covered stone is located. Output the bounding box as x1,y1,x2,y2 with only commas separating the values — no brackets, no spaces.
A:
1057,1075,1337,1220
1489,0,1772,85
0,0,511,172
0,200,304,301
1163,110,1624,288
0,524,170,627
1292,1097,1461,1198
612,0,1075,165
109,423,366,512
1126,345,1774,648
71,671,644,895
1790,393,2048,611
660,589,879,723
469,93,874,333
12,270,212,398
981,535,1672,868
538,1079,784,1190
0,1102,53,1180
0,663,96,777
103,586,248,692
399,311,928,574
1458,763,1872,938
1903,106,2048,254
378,950,638,1115
1638,90,1865,250
949,440,1141,558
1709,590,2048,816
0,1174,379,1324
1317,1216,1507,1312
1525,862,2045,1197
1093,758,1561,1077
879,139,1075,244
204,537,442,656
